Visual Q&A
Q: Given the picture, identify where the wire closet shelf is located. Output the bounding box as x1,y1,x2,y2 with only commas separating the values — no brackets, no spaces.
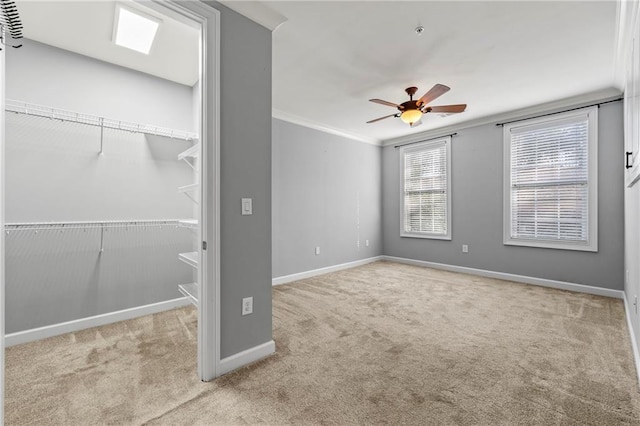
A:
5,100,199,141
4,219,192,232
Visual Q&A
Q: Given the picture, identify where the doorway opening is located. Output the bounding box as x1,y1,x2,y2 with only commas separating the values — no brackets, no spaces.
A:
1,0,219,422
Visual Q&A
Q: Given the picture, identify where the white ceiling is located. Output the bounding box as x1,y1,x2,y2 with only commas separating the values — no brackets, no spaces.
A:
15,1,620,143
17,0,199,86
265,0,620,143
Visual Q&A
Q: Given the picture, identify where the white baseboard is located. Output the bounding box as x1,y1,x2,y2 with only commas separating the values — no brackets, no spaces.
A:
382,256,625,299
218,340,275,376
623,293,640,387
5,297,192,347
272,256,383,286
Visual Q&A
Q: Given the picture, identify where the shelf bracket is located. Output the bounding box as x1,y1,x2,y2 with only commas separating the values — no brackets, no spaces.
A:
99,117,105,155
183,192,199,205
99,226,104,253
183,158,196,170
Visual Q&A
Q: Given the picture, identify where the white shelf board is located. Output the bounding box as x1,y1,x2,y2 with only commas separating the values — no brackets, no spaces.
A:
178,143,200,160
178,251,199,268
178,219,198,229
178,183,199,193
178,283,198,306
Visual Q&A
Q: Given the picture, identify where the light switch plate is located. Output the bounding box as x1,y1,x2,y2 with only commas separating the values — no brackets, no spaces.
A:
241,198,252,215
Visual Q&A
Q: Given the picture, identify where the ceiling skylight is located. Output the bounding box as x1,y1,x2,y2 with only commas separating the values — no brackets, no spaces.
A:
114,4,160,55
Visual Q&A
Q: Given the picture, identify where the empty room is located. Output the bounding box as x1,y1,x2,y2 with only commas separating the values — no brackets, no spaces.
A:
1,0,640,425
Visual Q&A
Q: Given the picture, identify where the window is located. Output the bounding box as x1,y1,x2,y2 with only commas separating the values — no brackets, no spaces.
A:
503,107,598,251
400,137,451,239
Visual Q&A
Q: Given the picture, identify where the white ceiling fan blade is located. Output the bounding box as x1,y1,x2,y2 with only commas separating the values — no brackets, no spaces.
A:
410,119,423,128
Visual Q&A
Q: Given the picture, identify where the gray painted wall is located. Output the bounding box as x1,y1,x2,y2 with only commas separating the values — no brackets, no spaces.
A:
5,113,195,222
5,226,194,333
210,2,273,359
5,39,196,333
272,119,382,278
6,39,195,132
382,102,625,290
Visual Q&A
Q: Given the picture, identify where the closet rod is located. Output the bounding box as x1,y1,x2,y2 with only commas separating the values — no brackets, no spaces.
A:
5,100,198,141
4,219,183,232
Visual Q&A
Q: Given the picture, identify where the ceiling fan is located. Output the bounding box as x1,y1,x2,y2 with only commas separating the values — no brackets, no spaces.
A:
367,84,466,127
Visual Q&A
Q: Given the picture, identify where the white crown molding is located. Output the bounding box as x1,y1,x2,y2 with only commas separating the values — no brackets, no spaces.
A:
217,1,287,32
275,89,621,150
381,88,623,148
273,109,382,146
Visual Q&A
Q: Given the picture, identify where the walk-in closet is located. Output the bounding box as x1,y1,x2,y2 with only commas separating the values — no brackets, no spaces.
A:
4,0,202,366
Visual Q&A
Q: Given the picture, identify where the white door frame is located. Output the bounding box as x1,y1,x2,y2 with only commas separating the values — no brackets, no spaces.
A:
1,37,6,423
145,0,221,381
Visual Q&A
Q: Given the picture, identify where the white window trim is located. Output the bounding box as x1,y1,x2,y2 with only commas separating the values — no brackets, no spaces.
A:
399,136,452,240
502,107,598,252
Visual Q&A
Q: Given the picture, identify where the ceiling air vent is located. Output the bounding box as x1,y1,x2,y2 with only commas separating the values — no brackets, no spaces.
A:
0,0,22,50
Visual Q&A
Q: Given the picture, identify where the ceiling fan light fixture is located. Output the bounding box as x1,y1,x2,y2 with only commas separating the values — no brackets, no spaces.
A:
400,109,422,125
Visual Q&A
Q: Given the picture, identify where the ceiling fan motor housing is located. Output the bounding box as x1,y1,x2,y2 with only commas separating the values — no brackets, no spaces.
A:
399,100,420,112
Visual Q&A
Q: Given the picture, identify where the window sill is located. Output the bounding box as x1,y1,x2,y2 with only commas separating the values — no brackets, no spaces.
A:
503,238,597,252
401,232,451,241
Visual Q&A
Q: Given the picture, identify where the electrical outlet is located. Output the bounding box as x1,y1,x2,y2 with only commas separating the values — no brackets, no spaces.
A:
365,239,370,247
315,246,320,255
462,244,469,253
242,297,253,316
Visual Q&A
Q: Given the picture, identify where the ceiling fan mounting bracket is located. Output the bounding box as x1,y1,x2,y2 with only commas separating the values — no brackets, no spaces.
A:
405,86,418,99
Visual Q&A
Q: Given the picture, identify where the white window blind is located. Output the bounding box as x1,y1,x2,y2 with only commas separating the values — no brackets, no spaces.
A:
401,138,451,239
504,108,597,251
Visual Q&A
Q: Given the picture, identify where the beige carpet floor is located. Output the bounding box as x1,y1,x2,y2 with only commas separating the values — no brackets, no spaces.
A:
5,261,640,425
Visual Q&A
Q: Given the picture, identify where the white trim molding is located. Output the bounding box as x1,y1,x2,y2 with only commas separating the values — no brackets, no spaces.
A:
0,42,5,424
273,109,382,146
273,255,623,299
382,256,624,299
5,297,191,347
382,88,621,148
623,293,640,387
218,1,287,32
155,0,221,382
218,340,275,376
272,256,383,286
